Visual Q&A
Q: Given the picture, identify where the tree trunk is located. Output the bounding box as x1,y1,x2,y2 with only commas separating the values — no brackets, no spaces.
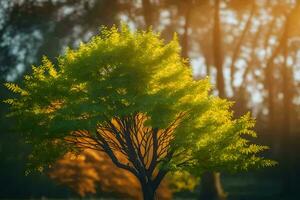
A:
213,0,225,98
264,16,285,155
181,0,192,59
199,1,227,199
280,14,294,196
199,172,227,200
229,0,255,90
142,0,154,27
141,182,155,200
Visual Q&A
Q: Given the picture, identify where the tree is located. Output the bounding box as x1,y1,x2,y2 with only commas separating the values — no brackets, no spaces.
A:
0,0,121,81
198,1,227,199
4,25,275,200
213,0,225,99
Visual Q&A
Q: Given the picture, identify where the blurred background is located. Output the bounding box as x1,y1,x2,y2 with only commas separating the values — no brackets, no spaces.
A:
1,0,300,199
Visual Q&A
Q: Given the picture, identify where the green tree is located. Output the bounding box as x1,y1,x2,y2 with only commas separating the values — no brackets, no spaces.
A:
4,25,275,200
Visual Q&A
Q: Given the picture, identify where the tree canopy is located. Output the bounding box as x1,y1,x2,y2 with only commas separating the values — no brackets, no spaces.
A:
4,25,275,199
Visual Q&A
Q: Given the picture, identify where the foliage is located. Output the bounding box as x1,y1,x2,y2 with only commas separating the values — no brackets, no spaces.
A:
49,149,171,199
4,25,275,181
167,171,199,192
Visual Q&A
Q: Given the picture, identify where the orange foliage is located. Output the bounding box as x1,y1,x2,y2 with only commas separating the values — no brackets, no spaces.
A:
49,149,171,199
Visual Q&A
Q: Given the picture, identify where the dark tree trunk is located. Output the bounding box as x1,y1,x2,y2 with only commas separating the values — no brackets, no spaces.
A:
199,172,227,200
141,182,155,200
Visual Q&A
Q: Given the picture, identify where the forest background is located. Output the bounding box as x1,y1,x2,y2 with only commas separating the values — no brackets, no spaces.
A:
1,0,300,199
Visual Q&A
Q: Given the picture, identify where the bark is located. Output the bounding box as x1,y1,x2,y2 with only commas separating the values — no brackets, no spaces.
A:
230,0,255,90
142,0,154,27
139,169,168,200
141,182,155,200
213,0,225,98
280,13,295,195
199,172,227,200
282,16,291,144
265,26,285,130
263,16,280,154
181,0,192,59
198,1,227,199
281,29,292,195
